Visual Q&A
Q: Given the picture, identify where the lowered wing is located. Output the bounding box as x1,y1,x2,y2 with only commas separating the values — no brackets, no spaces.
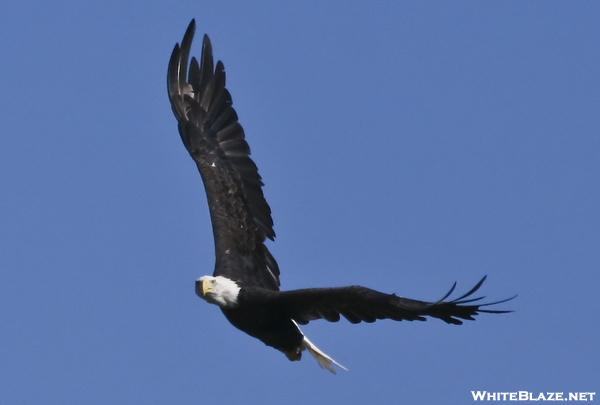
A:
272,276,515,325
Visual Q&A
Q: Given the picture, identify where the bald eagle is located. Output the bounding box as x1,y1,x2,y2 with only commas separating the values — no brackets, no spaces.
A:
167,19,514,373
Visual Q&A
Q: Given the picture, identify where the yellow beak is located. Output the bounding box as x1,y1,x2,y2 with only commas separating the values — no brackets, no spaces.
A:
201,279,213,296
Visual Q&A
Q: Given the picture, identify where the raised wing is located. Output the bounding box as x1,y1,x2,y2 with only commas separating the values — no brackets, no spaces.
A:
274,276,514,325
167,19,279,290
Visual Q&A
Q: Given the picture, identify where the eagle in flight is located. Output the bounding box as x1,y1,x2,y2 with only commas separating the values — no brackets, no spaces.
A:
167,19,514,373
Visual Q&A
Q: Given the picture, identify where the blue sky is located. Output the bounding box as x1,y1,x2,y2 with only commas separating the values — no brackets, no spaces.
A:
1,1,598,404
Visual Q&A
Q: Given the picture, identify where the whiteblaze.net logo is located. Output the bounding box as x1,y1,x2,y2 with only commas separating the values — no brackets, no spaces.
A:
471,391,596,401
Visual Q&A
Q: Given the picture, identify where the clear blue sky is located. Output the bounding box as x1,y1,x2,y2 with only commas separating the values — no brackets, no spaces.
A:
1,1,598,404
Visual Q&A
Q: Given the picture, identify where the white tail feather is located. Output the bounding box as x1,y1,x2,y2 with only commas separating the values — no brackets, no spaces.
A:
301,335,348,374
290,320,347,373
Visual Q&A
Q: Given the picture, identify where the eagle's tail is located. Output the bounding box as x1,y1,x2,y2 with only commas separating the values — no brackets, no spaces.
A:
300,335,347,374
287,320,346,373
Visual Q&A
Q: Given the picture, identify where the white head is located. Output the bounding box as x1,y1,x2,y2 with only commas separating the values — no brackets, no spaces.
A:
196,275,241,308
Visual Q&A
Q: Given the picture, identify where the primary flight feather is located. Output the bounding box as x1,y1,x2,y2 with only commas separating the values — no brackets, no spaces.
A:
167,19,514,373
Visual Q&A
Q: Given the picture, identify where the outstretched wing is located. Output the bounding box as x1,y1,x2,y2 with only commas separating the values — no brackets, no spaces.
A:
167,19,279,290
274,276,514,325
